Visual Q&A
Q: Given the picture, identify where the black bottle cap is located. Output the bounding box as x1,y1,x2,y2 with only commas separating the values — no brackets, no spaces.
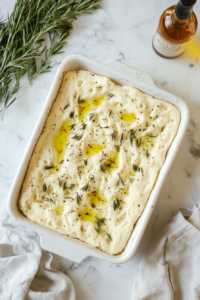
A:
175,0,197,19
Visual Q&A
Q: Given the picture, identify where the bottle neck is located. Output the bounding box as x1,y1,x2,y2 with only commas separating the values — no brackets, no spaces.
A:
175,0,195,20
173,10,189,24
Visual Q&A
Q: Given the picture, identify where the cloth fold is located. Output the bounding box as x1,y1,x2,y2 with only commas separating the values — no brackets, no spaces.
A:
0,201,75,300
132,206,200,300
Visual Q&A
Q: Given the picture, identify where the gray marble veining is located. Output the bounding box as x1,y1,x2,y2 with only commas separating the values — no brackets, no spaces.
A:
0,0,200,299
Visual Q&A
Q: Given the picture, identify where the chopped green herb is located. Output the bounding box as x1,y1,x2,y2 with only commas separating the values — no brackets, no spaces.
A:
72,134,83,140
88,144,92,148
64,197,74,200
46,198,49,201
95,217,105,224
59,160,64,164
76,193,81,205
117,145,120,152
63,182,68,190
129,130,136,145
106,233,112,242
70,112,74,118
91,203,96,208
100,163,105,173
69,184,75,189
109,111,112,117
63,103,70,110
133,164,138,172
103,126,109,128
43,183,47,192
111,130,116,140
102,151,106,157
146,149,149,157
81,123,87,130
45,165,54,170
83,159,88,166
120,133,123,145
113,198,120,210
107,93,114,99
81,182,89,192
58,178,63,187
141,167,143,174
155,115,159,119
90,175,94,181
119,175,124,186
89,113,95,120
78,98,85,104
136,138,141,147
148,135,157,138
70,124,76,130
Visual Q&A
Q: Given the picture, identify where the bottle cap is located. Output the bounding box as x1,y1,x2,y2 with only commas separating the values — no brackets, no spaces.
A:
175,0,197,19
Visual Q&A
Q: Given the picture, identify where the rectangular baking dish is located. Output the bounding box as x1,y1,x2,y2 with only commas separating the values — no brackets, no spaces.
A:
7,55,189,264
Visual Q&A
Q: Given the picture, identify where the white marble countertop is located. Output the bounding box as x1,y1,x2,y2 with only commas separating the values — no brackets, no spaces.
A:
1,0,200,299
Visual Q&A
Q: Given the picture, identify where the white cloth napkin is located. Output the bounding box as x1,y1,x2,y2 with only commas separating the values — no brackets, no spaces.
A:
132,206,200,300
0,201,75,300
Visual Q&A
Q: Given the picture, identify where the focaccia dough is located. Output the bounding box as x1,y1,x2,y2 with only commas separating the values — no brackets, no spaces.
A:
19,70,180,255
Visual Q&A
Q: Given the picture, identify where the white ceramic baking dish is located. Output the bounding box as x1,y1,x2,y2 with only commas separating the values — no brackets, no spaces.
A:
7,55,189,264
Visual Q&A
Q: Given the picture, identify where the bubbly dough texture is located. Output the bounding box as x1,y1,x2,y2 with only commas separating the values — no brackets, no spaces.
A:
19,70,180,255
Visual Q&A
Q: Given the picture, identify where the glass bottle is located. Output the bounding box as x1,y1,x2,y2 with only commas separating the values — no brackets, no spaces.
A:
153,0,198,59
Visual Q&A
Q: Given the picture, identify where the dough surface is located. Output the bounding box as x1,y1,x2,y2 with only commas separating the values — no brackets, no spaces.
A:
19,70,180,255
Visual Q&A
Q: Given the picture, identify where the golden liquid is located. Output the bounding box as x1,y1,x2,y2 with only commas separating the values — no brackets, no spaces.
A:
104,152,118,172
79,208,103,222
55,205,63,216
140,135,156,149
121,113,136,123
53,120,75,163
87,190,107,206
86,144,104,157
78,96,104,121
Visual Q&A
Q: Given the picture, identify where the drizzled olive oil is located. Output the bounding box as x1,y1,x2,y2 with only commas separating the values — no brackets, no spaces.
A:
86,144,104,157
79,208,103,222
78,96,104,121
121,113,136,123
87,190,107,206
53,120,74,163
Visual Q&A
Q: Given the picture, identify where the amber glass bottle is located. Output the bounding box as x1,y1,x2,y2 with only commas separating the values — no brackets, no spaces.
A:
153,0,198,58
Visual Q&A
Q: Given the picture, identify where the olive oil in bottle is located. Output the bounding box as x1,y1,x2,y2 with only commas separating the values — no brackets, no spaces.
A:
153,0,198,58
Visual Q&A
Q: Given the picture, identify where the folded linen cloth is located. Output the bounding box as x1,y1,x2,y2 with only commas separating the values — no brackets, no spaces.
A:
0,201,75,300
132,206,200,300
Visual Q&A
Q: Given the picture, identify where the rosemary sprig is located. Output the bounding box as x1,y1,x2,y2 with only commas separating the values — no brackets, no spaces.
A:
109,111,112,117
76,193,81,205
102,151,106,157
0,0,101,119
146,149,149,157
113,198,120,210
64,197,74,200
148,135,158,138
100,163,105,173
59,160,64,164
72,134,83,140
106,233,112,242
111,130,116,140
107,93,114,99
81,122,87,130
129,130,136,145
89,113,95,120
70,112,74,118
45,165,54,170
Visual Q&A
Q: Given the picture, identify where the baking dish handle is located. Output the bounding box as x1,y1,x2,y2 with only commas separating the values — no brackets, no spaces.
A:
40,232,89,263
104,60,155,87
